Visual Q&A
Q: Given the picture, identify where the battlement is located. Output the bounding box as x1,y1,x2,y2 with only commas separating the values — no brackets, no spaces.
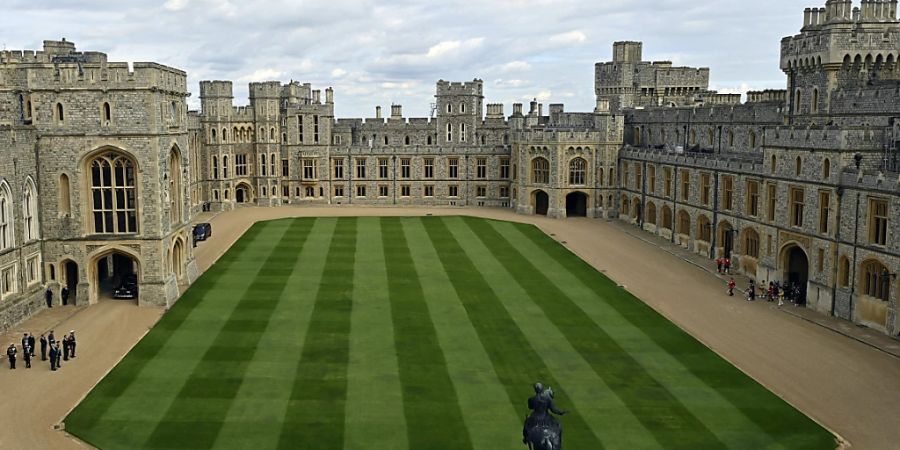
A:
764,125,887,150
249,81,282,99
747,90,787,104
627,101,784,125
620,146,765,172
436,79,484,96
515,129,604,144
200,81,234,98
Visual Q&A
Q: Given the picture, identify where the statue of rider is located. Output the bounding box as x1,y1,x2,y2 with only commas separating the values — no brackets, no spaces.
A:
523,383,567,445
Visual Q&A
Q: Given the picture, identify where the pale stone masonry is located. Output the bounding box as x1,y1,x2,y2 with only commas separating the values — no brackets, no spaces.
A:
0,0,898,337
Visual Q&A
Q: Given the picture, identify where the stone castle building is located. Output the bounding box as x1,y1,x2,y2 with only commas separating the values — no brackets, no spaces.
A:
0,0,897,337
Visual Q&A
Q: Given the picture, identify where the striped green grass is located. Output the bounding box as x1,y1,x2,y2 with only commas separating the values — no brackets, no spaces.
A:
65,217,835,450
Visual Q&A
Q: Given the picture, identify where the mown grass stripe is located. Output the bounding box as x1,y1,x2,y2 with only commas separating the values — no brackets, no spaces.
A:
277,218,358,450
143,219,315,449
489,220,781,449
442,217,662,449
509,222,835,449
64,222,273,440
421,217,605,449
212,218,338,450
381,217,474,450
344,218,408,450
464,217,726,449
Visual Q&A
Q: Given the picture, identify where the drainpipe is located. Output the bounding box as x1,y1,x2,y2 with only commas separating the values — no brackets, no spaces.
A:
671,162,679,244
640,160,647,229
830,186,844,317
849,192,861,322
710,169,720,260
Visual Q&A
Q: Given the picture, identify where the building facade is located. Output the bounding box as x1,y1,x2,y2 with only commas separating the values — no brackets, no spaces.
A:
0,40,198,331
0,1,898,337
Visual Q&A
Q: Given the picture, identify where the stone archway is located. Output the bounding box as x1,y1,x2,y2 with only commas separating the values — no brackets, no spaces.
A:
89,247,141,304
62,260,79,306
235,182,252,204
565,192,588,217
717,221,734,258
172,238,185,282
781,244,809,304
533,190,549,216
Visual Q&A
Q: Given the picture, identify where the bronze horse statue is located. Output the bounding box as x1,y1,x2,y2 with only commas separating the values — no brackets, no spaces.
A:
523,383,567,450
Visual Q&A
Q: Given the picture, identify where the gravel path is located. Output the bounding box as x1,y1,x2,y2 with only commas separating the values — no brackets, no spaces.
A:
1,206,897,449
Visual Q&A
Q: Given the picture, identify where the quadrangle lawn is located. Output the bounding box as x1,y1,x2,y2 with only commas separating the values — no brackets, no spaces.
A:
65,216,835,450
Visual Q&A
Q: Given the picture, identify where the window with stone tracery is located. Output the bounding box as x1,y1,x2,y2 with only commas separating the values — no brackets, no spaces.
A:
569,158,586,185
0,181,13,250
23,178,39,242
89,153,138,234
532,158,550,184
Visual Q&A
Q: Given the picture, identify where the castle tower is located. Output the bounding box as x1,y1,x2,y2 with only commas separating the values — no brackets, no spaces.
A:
199,81,234,118
781,0,900,122
435,79,483,145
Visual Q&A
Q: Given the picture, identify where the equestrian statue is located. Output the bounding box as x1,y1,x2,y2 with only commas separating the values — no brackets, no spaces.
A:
522,383,567,450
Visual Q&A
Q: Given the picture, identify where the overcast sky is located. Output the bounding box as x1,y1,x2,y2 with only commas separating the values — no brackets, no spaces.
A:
2,0,815,118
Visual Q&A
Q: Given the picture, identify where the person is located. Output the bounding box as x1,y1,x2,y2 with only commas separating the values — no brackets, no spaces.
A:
68,331,77,358
49,343,58,371
48,330,55,347
23,344,31,369
727,278,736,296
747,279,756,301
62,335,70,361
61,286,69,306
767,282,775,302
715,257,723,273
54,342,62,369
724,258,732,274
27,333,35,357
21,334,29,354
7,343,16,369
39,334,47,361
45,287,53,308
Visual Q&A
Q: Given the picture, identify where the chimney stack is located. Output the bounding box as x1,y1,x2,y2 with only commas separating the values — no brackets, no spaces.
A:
325,87,334,104
375,106,382,119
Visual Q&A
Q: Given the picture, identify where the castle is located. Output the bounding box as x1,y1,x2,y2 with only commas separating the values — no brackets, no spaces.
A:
0,0,897,336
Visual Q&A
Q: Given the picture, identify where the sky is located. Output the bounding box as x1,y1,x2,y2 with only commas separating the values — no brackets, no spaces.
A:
1,0,816,118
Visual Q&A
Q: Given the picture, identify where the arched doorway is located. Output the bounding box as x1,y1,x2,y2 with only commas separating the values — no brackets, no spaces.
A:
93,250,140,302
172,238,185,282
533,190,549,216
63,260,79,305
565,192,587,217
782,244,809,304
235,183,251,204
717,221,734,258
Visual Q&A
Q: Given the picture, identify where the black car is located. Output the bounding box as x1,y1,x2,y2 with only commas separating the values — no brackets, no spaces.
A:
113,274,139,299
193,223,213,245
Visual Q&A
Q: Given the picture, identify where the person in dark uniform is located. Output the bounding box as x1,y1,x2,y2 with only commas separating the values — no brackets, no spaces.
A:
27,333,35,357
48,330,55,347
7,344,16,369
54,342,62,369
68,331,77,358
21,334,29,354
49,343,58,371
61,286,69,306
45,287,53,308
62,335,70,361
23,344,31,369
39,334,47,361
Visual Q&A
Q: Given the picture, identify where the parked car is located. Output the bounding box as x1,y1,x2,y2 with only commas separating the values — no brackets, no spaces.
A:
193,223,212,245
113,274,138,299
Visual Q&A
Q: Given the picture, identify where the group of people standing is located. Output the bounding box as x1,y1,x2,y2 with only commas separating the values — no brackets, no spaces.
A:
5,330,77,371
726,278,805,306
715,257,733,274
45,286,71,308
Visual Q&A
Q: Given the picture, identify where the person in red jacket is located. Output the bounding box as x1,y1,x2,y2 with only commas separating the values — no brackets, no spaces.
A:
727,278,736,296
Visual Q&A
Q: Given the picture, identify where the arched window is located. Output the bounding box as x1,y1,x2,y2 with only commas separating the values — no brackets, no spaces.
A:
261,154,267,176
794,89,802,114
823,158,831,178
0,181,14,250
103,102,112,123
384,135,389,145
743,229,760,258
646,202,657,225
697,215,711,242
58,174,71,216
169,149,182,225
750,131,757,148
171,101,178,120
460,102,466,113
446,123,453,142
270,127,276,141
678,210,691,235
56,103,65,122
861,260,890,301
211,128,217,143
88,152,138,234
728,130,734,147
223,155,229,178
427,136,433,146
795,156,803,176
838,256,850,288
23,178,39,242
405,136,411,146
447,103,452,114
661,206,673,230
770,154,777,173
532,158,550,184
212,156,219,179
459,123,467,142
569,158,587,185
222,128,228,142
598,168,605,187
812,89,819,113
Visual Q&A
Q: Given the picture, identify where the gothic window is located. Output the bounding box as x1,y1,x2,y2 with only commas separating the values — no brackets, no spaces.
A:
795,156,803,176
405,136,411,146
0,181,14,250
446,123,453,142
868,198,889,246
861,260,890,301
770,154,777,173
223,155,229,178
532,158,550,184
743,229,760,258
89,152,138,234
212,156,219,179
23,178,39,242
103,102,112,123
211,128,217,143
459,123,467,142
270,128,276,141
838,256,850,288
823,158,831,178
460,102,466,113
58,174,71,217
169,149,182,225
569,158,587,185
56,103,65,122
